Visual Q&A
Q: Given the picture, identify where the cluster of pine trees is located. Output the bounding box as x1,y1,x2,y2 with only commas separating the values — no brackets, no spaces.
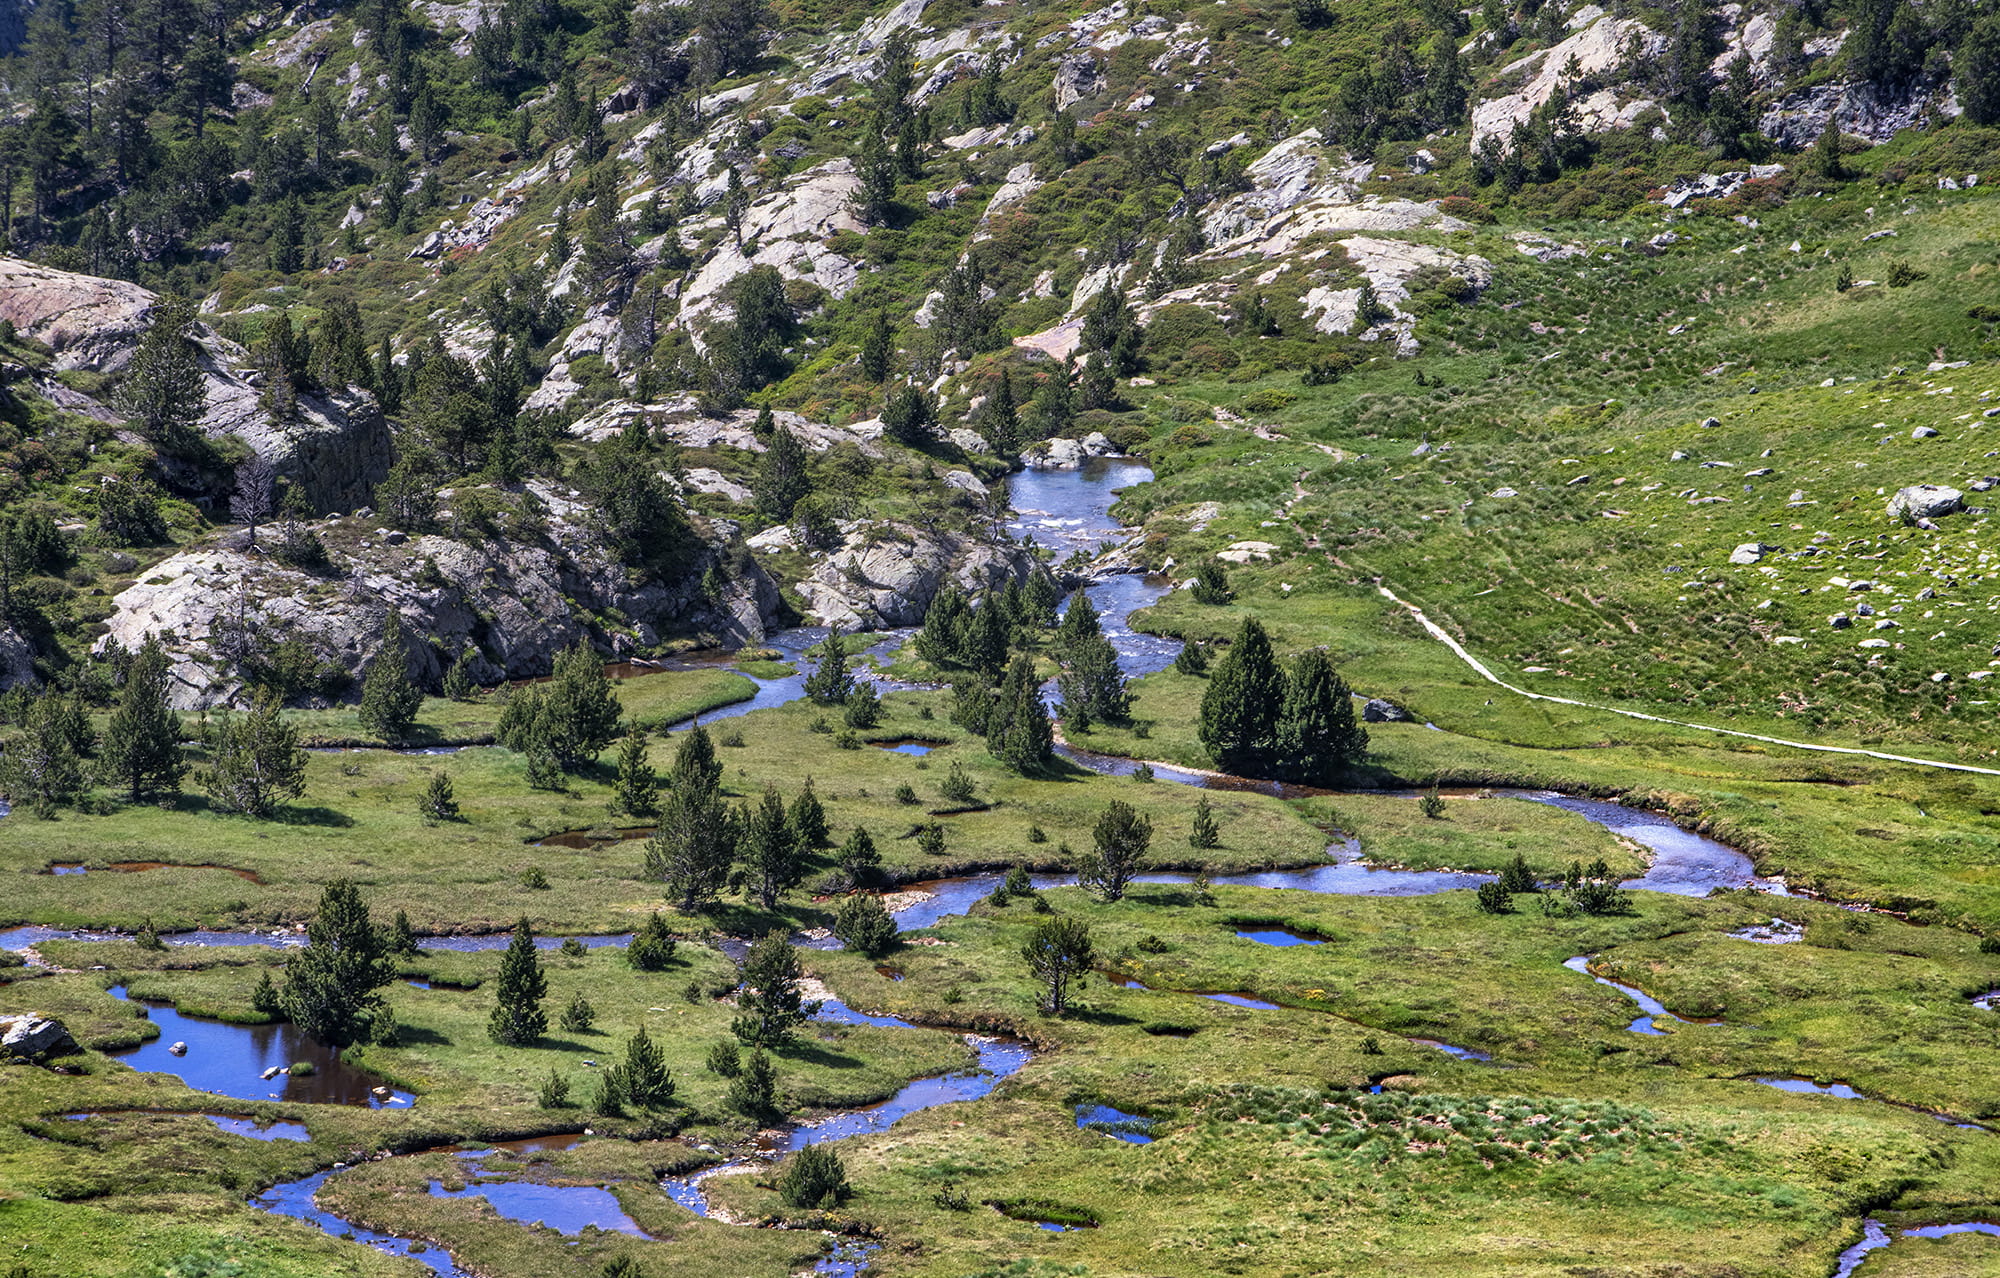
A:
1196,619,1368,785
0,633,307,818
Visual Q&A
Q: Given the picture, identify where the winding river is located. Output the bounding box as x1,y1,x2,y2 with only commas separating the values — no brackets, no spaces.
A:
7,454,1918,1277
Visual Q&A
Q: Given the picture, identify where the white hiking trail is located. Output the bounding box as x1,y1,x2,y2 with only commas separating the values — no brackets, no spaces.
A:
1377,584,2000,779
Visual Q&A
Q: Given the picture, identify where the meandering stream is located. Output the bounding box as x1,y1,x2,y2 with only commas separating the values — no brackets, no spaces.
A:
4,454,1910,1277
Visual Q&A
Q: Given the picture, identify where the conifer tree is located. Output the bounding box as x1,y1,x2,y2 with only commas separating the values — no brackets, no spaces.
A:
914,585,971,668
0,694,86,818
987,654,1053,773
802,626,855,704
420,771,460,821
732,930,819,1047
1272,649,1368,784
620,1025,674,1107
738,783,807,910
628,910,678,970
777,1144,850,1208
1021,915,1093,1014
279,880,397,1047
389,909,422,955
357,609,423,744
488,917,549,1045
1198,618,1285,774
837,825,881,883
612,729,659,819
987,368,1021,452
788,777,828,847
645,727,739,912
1078,800,1151,902
202,695,308,818
119,296,207,452
100,636,185,803
544,640,622,768
441,651,475,701
1189,796,1221,849
832,893,899,955
859,310,896,382
727,1044,779,1119
1056,601,1129,732
755,423,812,522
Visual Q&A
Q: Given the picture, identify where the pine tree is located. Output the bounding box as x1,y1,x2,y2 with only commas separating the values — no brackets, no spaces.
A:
732,930,818,1047
0,694,86,818
1272,649,1368,784
856,125,897,225
119,296,208,453
1053,590,1101,663
1198,618,1285,774
357,610,423,743
488,917,549,1045
1056,608,1129,731
612,729,659,819
202,695,307,818
755,424,812,523
442,651,475,701
727,1044,779,1119
1021,915,1093,1014
987,654,1053,773
668,723,723,792
832,893,899,955
777,1144,850,1209
100,636,185,803
545,640,622,768
645,728,738,912
738,783,807,909
389,909,422,955
1078,800,1151,902
987,369,1021,452
843,681,881,727
279,880,398,1048
788,777,828,847
859,310,895,381
620,1025,674,1107
837,825,881,883
881,382,936,447
914,585,971,668
420,772,460,821
802,626,855,704
628,910,678,970
1189,796,1221,849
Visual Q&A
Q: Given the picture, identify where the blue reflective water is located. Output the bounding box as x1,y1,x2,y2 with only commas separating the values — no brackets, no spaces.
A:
1756,1077,1866,1099
1414,1039,1494,1062
255,1170,462,1276
106,986,413,1108
426,1179,650,1237
1199,993,1281,1010
876,741,937,756
63,1111,311,1142
1562,956,1689,1035
1234,928,1324,947
1524,793,1783,897
1075,1103,1154,1144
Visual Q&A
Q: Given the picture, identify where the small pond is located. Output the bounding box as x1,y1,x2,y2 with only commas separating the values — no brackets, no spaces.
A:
108,986,413,1108
427,1178,651,1237
1075,1103,1155,1144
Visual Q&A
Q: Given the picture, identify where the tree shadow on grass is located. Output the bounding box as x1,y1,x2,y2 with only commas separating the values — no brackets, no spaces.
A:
774,1041,864,1071
278,805,355,828
1060,1007,1142,1028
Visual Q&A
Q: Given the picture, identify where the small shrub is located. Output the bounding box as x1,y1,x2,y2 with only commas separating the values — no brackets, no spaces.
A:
559,937,588,958
776,1144,850,1209
1475,882,1513,914
707,1040,742,1077
1885,261,1926,288
520,866,550,890
938,760,977,805
916,823,947,855
1027,824,1048,843
539,1068,572,1108
560,992,595,1032
1136,933,1170,953
718,726,747,747
288,1060,316,1077
1419,788,1446,819
894,782,920,805
834,727,861,750
932,1180,973,1210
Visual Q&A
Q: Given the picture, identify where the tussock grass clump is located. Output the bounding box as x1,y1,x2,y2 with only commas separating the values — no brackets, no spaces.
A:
1205,1085,1680,1168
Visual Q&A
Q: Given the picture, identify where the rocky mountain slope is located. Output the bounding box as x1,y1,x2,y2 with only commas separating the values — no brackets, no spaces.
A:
1,0,1998,732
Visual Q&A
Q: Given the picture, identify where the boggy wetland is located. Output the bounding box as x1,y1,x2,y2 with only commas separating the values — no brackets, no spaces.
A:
4,456,1999,1278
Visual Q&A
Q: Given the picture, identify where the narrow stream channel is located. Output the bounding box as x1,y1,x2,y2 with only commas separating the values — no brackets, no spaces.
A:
0,454,1884,1278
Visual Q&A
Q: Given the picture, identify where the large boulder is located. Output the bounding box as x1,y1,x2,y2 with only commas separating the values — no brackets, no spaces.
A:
2,1015,79,1063
0,621,35,692
1887,485,1963,520
794,521,1039,629
1022,432,1118,470
0,257,389,511
1362,698,1414,723
94,480,780,708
